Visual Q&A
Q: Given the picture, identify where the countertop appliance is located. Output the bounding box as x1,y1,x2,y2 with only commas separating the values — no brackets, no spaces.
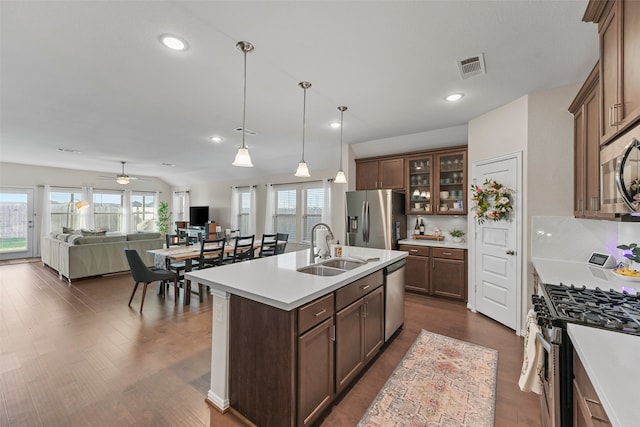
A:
346,190,406,250
384,259,406,342
531,282,640,427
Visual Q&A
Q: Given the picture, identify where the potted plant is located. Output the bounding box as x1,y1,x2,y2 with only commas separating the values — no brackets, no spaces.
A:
617,243,640,270
449,228,465,243
157,201,172,244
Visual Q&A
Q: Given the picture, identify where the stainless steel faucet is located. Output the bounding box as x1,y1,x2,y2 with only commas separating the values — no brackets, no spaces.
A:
310,222,334,263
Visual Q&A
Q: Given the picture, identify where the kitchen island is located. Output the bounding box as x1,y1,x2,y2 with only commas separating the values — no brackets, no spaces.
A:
186,246,406,427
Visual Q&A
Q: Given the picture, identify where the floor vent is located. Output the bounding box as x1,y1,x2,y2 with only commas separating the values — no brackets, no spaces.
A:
457,53,486,80
234,127,257,135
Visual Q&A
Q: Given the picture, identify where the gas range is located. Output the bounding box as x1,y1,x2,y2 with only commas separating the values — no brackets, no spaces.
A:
533,282,640,335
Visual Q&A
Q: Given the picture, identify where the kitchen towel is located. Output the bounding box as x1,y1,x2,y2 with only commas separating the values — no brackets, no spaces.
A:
518,309,544,394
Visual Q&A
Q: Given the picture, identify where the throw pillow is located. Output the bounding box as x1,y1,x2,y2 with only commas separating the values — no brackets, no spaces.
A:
62,226,75,234
80,229,107,236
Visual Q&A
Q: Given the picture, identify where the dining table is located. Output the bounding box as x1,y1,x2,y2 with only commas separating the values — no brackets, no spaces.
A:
148,240,281,305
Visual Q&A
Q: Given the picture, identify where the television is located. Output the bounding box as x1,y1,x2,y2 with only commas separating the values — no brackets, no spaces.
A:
189,206,209,228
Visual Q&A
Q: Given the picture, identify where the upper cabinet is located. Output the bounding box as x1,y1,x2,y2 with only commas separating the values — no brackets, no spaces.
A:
585,0,640,145
355,146,467,216
355,157,404,190
569,64,601,218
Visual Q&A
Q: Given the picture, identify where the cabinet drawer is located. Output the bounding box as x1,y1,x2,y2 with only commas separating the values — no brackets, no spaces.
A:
399,245,430,257
298,293,335,334
573,351,611,425
431,247,465,260
336,270,383,311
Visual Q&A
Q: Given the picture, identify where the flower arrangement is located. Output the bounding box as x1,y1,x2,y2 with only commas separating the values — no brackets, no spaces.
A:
471,179,513,224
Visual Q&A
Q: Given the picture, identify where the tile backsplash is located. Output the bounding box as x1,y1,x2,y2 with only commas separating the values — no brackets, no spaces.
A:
532,216,640,262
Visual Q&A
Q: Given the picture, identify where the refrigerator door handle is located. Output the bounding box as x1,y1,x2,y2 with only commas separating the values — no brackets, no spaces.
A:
365,201,370,243
361,201,367,243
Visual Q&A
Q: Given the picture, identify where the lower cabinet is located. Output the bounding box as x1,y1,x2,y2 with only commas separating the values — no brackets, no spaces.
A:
573,350,611,427
335,286,384,394
229,269,385,427
400,244,467,301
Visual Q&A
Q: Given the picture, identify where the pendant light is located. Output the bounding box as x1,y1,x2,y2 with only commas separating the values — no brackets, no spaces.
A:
232,41,254,167
295,81,312,177
334,106,348,184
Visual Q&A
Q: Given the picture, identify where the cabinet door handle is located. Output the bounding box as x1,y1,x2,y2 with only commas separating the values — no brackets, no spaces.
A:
363,301,368,317
313,308,327,317
609,105,615,127
331,324,335,341
360,284,370,290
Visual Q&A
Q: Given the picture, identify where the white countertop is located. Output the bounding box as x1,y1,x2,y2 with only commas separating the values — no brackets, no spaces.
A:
398,238,468,250
185,246,407,311
531,257,640,294
568,324,640,427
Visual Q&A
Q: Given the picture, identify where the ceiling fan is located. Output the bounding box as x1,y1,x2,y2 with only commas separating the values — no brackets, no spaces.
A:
98,161,146,185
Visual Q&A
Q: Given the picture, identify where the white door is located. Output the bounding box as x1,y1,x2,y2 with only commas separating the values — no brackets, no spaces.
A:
472,155,520,330
0,187,35,260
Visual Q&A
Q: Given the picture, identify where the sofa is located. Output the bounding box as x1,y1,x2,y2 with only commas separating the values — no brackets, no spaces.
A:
41,232,164,283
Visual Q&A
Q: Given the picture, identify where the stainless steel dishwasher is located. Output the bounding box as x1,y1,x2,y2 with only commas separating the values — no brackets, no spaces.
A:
384,259,406,342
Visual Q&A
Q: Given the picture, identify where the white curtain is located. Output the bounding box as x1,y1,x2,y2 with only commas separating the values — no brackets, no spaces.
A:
154,192,160,232
122,189,132,234
322,178,332,225
230,187,239,231
42,185,51,236
264,184,274,234
249,185,257,236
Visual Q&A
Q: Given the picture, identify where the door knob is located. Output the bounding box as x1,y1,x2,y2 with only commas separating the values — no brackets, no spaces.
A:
506,249,515,255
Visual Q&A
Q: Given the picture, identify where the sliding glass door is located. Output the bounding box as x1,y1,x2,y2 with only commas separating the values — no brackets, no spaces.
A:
0,187,35,260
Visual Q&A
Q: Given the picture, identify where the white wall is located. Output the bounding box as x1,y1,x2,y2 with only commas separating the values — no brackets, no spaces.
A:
467,83,580,333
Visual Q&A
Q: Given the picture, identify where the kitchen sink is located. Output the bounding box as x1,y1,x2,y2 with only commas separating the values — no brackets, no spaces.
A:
319,259,365,270
297,265,346,276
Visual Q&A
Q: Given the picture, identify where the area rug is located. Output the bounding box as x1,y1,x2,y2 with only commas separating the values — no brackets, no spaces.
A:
358,330,498,427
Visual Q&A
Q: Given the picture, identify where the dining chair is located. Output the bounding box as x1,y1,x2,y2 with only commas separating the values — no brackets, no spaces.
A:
124,249,179,312
194,237,226,302
275,233,289,255
231,235,255,263
259,234,278,257
164,234,198,294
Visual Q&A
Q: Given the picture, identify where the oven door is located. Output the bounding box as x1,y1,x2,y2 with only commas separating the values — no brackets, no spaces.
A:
536,329,561,427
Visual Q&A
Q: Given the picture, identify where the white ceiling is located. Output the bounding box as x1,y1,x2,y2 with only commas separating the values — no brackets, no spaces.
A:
0,1,598,186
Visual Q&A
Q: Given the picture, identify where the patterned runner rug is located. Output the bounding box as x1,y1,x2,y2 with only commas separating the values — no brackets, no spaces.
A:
358,329,498,427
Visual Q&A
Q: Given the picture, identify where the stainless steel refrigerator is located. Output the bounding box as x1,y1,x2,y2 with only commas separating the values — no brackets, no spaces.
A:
345,190,406,250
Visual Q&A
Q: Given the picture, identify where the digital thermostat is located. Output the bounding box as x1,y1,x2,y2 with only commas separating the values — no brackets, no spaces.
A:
587,252,617,269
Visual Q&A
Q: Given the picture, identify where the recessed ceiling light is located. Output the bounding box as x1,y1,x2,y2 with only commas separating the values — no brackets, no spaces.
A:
330,122,341,129
159,34,189,51
445,93,464,102
210,136,222,143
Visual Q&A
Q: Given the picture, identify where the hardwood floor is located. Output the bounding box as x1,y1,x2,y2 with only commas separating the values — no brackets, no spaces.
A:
0,261,540,426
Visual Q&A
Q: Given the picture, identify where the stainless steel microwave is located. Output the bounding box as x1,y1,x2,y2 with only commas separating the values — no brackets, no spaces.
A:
600,124,640,218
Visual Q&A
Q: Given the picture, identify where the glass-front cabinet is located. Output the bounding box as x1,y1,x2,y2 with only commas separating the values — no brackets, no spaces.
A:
406,154,433,215
435,150,467,215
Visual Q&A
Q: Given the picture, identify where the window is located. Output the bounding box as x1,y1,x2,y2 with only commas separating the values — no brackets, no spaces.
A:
50,189,84,231
131,193,155,230
237,189,251,235
93,191,123,232
272,183,325,244
275,188,297,242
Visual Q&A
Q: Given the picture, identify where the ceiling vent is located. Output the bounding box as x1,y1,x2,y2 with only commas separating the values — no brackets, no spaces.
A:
457,53,486,80
234,127,257,136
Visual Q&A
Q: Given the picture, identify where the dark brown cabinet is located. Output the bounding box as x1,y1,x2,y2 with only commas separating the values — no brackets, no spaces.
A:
573,350,611,426
229,270,385,427
431,248,467,301
401,245,430,293
298,317,334,426
585,0,640,145
434,150,467,215
335,286,384,394
406,154,434,214
355,157,404,190
399,244,467,302
570,64,601,218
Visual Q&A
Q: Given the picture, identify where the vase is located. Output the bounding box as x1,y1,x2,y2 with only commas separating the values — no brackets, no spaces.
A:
452,237,462,243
